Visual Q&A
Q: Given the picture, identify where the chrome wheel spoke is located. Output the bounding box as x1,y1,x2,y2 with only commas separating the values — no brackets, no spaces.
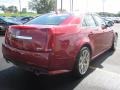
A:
114,37,117,47
78,48,90,75
80,64,84,74
114,36,118,49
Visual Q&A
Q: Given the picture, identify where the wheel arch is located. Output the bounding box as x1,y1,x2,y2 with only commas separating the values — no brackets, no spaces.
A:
72,43,92,77
113,32,118,43
76,43,93,60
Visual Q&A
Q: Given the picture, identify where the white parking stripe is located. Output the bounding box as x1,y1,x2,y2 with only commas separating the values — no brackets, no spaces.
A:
89,66,120,77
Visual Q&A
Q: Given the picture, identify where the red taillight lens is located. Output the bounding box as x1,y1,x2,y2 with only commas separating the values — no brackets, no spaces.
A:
5,32,8,44
5,28,11,45
47,30,54,52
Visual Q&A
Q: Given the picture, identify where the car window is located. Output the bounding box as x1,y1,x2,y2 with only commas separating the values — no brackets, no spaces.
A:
26,14,70,25
0,18,4,22
93,15,106,26
0,18,5,24
83,15,96,27
82,19,87,27
22,17,29,21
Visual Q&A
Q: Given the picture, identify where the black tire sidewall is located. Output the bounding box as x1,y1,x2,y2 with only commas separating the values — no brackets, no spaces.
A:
111,34,118,50
73,46,90,77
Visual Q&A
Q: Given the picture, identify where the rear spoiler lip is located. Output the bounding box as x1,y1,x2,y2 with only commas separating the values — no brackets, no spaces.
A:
9,25,57,30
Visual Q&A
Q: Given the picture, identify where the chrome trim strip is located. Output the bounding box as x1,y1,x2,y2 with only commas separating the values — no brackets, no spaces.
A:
14,36,32,40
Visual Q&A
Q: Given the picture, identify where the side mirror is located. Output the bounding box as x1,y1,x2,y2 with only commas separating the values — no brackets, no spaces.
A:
101,24,107,29
106,21,114,27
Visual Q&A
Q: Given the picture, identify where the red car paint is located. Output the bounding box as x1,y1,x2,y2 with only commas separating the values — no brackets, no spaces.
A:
2,13,115,75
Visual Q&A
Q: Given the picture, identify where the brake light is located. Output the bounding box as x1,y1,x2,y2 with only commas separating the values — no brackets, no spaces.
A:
5,27,12,45
47,30,54,52
5,29,9,44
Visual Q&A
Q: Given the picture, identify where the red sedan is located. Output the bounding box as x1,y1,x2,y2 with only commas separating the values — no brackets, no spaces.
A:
2,13,118,77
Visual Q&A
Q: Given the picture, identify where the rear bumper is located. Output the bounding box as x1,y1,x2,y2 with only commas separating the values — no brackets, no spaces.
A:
2,43,50,69
2,43,71,75
5,57,49,75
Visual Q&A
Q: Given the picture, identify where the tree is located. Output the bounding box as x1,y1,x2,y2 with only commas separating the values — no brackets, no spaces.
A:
117,12,120,17
7,6,18,13
0,5,6,12
29,0,55,14
98,12,116,17
22,8,27,13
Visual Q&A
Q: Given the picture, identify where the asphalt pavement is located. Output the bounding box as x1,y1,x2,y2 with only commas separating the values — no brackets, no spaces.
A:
0,24,120,90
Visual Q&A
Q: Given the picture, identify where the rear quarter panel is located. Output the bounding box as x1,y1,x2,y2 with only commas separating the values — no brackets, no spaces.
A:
50,25,93,70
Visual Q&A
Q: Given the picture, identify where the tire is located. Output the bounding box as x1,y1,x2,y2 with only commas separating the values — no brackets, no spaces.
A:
111,34,118,51
72,46,90,77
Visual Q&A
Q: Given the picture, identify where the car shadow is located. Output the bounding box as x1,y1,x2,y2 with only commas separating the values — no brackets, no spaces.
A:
0,50,115,90
90,50,115,68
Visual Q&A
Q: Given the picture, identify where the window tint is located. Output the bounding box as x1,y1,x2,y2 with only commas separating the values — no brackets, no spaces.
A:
93,15,106,26
26,14,70,25
82,19,87,27
0,18,2,21
84,15,96,27
0,18,4,23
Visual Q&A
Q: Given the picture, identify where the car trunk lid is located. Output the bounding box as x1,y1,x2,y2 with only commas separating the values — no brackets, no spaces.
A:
6,25,53,52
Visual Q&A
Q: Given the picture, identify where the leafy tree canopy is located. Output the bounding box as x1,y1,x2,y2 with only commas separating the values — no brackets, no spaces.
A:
29,0,55,14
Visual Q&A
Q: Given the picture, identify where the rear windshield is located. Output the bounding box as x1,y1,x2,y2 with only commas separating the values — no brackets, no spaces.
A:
26,13,70,25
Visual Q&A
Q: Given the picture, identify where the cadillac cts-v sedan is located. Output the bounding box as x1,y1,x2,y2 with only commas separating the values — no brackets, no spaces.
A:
2,13,118,77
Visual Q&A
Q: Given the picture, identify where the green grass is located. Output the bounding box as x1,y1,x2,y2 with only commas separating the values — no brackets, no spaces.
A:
0,12,39,17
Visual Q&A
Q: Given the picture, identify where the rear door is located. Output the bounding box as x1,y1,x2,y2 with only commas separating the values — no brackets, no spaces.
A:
82,14,105,56
92,14,113,50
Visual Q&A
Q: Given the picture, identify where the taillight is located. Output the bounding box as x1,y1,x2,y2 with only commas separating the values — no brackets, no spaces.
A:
5,28,11,45
47,30,54,52
5,29,8,44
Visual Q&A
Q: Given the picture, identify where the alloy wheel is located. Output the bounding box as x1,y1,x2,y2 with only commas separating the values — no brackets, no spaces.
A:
78,47,90,75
